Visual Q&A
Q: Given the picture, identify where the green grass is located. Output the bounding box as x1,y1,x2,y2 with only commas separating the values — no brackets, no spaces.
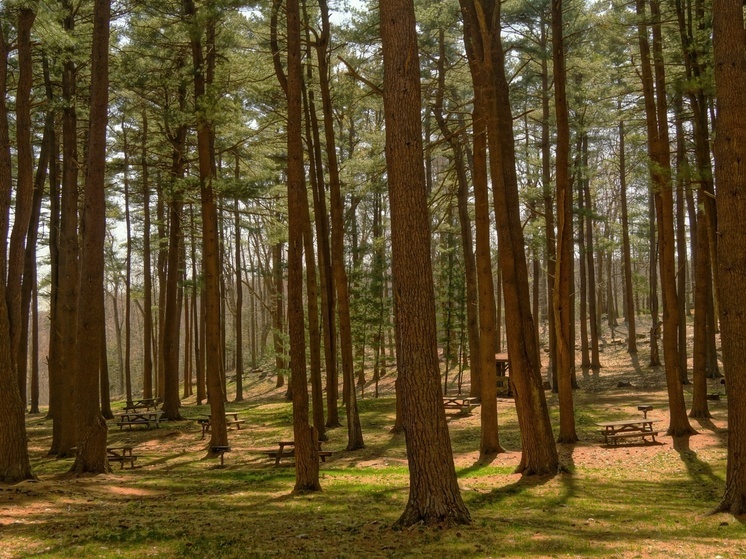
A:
3,367,744,559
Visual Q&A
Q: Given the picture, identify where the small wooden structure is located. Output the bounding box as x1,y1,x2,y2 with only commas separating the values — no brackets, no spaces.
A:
495,353,512,397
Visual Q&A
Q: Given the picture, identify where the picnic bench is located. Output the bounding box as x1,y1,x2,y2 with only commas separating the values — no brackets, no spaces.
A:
597,419,660,446
495,353,513,397
107,446,137,469
443,396,480,415
113,410,163,430
197,412,245,439
265,440,332,466
123,398,161,412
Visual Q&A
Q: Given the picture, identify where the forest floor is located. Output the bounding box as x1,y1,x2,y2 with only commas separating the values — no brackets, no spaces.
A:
3,327,743,559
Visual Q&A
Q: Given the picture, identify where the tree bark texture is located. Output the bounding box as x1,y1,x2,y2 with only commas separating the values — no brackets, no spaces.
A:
551,0,578,444
380,0,470,527
460,0,559,476
71,0,111,474
636,0,694,437
286,0,321,491
711,0,746,516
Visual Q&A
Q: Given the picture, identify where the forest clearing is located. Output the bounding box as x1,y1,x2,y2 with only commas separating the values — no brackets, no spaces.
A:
3,0,746,552
3,342,743,559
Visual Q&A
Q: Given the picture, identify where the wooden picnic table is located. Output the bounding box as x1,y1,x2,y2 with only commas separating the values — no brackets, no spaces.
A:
265,440,332,466
113,410,163,430
597,419,660,445
107,446,137,469
197,413,245,439
495,353,513,397
442,396,480,415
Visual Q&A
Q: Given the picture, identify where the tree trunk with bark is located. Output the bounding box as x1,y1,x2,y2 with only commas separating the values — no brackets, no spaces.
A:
284,0,321,491
380,0,470,527
636,0,694,437
71,0,111,474
184,0,227,449
711,0,746,516
460,0,559,476
551,0,578,444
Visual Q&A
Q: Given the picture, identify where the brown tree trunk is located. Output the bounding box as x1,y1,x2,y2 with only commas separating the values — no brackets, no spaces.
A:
123,126,133,404
619,120,638,354
234,194,244,402
184,0,227,449
142,112,153,400
190,206,205,403
316,0,363,450
461,0,558,476
472,90,502,457
711,0,746,516
19,107,53,410
299,29,326,438
673,97,689,386
8,8,37,401
551,0,578,444
432,31,482,402
284,0,320,491
71,0,111,474
161,87,187,421
380,0,470,527
50,0,81,457
0,24,33,482
583,169,601,372
636,0,694,437
99,289,113,420
540,17,556,384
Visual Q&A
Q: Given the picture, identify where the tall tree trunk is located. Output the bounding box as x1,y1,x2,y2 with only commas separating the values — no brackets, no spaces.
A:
161,83,188,420
432,30,482,402
380,0,470,526
142,112,153,400
673,97,689,385
185,0,227,449
316,0,363,450
540,17,556,383
30,271,39,414
99,290,113,420
578,168,590,371
551,0,578,444
0,24,33,483
123,126,133,403
8,8,37,400
636,0,695,437
461,0,558,476
190,206,205,403
234,194,244,402
583,170,601,371
50,0,81,457
19,107,53,410
711,0,746,515
71,0,111,474
472,89,502,457
619,120,637,354
283,0,321,491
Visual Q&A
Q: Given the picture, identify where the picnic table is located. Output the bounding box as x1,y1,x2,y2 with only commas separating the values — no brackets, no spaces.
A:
107,446,137,469
265,440,332,466
123,398,161,412
113,410,163,430
442,396,480,415
197,412,245,439
597,419,660,446
495,353,512,397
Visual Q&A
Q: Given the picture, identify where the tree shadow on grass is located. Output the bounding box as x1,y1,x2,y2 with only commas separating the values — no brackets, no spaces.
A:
465,471,555,510
692,417,728,439
674,435,723,486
